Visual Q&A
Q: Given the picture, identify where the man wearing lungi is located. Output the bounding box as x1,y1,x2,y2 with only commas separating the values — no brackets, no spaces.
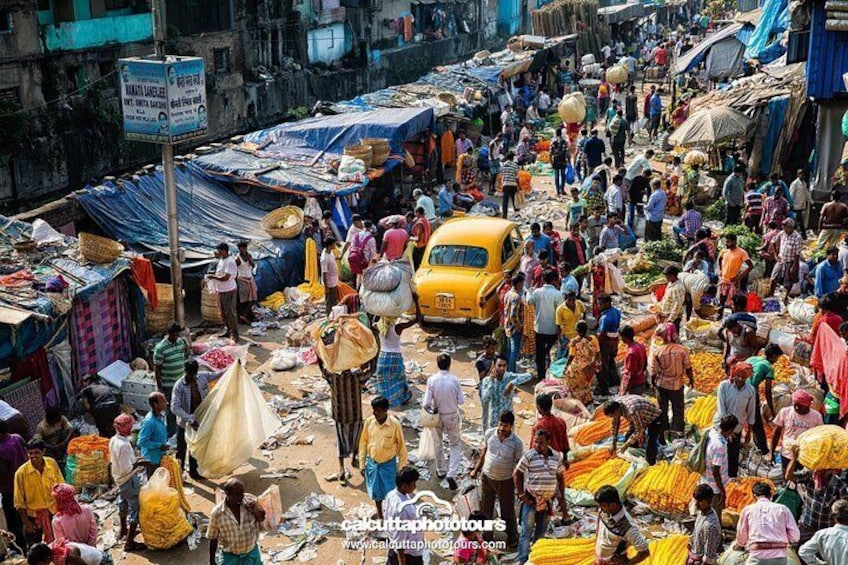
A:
358,397,407,520
234,241,257,324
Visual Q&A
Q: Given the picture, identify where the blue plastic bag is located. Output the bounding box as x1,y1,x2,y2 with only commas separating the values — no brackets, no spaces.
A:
565,163,576,185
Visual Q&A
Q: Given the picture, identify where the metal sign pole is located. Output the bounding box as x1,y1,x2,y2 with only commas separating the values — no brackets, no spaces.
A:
152,0,185,328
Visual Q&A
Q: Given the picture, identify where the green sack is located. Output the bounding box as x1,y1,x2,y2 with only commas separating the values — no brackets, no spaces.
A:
774,486,802,520
687,430,710,474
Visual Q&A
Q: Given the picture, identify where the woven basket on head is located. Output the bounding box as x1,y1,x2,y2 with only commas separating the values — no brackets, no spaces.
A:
79,233,124,263
361,137,390,166
344,144,373,169
201,282,223,324
145,283,175,335
260,206,304,239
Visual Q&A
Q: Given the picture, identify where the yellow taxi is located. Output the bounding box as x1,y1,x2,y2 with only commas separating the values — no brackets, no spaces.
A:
413,216,523,324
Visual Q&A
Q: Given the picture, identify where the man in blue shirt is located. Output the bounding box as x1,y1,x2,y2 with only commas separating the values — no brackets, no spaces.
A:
138,392,168,473
526,222,553,257
815,247,844,298
584,129,606,170
644,178,667,241
722,166,746,225
648,91,663,142
596,294,621,396
438,183,458,217
560,263,580,298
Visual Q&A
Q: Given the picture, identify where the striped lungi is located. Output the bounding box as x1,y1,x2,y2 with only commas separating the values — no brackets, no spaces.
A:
372,351,410,407
335,421,363,458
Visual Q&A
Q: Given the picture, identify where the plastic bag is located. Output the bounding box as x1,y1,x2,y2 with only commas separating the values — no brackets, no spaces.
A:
138,467,193,549
788,299,816,325
362,260,413,292
797,425,848,470
338,155,366,183
257,485,283,530
417,427,438,462
312,314,379,373
270,349,298,371
746,291,763,313
565,163,576,185
159,455,191,512
361,282,414,318
186,362,281,478
774,486,802,520
768,329,797,356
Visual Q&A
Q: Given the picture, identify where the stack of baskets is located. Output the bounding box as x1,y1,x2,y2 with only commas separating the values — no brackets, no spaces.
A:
201,281,223,324
79,233,123,263
145,283,175,334
261,206,304,239
344,144,373,169
362,138,389,166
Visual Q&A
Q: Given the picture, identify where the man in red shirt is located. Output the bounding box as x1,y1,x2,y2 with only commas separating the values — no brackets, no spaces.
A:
497,271,512,326
530,394,570,467
532,250,561,288
619,325,648,395
410,206,431,269
653,44,669,67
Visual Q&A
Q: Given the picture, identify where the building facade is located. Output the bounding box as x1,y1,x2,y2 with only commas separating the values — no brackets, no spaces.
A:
2,0,514,214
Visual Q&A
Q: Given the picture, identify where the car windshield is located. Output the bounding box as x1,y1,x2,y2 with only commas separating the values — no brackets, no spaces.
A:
428,245,488,268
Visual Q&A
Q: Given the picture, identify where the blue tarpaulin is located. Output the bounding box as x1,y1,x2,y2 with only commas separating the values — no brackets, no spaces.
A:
744,0,788,59
759,96,789,175
76,165,305,298
244,107,435,157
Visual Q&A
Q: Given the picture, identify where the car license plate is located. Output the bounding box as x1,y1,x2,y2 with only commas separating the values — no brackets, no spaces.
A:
435,294,455,310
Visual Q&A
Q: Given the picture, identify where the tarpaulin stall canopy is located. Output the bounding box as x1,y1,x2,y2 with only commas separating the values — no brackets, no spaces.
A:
76,163,305,299
673,23,745,76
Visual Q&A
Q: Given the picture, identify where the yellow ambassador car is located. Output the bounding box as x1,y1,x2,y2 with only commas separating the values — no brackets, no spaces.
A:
413,216,523,325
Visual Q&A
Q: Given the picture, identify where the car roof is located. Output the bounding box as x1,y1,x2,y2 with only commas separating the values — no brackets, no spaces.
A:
433,217,518,242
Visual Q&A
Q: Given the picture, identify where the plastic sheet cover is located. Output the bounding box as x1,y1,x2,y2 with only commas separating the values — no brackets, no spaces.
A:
244,106,435,157
744,0,789,59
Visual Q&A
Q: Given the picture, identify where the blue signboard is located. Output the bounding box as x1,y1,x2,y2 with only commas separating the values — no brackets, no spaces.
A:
119,56,207,144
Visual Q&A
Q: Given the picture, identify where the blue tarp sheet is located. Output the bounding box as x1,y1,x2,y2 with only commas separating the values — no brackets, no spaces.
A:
744,0,788,59
76,166,304,298
759,96,789,175
244,107,435,157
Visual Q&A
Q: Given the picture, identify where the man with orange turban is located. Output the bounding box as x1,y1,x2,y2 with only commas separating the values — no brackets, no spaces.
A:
771,389,823,474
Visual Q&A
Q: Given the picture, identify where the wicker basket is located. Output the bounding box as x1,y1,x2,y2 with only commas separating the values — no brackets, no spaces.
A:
261,206,304,239
437,92,457,106
344,144,373,169
201,282,223,324
79,233,124,263
13,240,38,253
145,283,175,335
361,137,389,166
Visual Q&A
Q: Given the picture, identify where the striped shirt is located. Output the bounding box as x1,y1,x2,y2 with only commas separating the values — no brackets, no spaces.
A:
501,160,520,186
681,209,703,238
762,196,789,225
152,337,188,388
207,495,261,555
702,428,728,494
773,230,803,263
482,428,524,481
516,447,562,500
648,342,691,390
745,191,763,217
503,289,524,337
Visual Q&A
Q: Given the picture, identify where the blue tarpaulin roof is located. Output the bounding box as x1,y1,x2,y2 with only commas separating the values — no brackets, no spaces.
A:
76,165,305,297
744,0,789,61
244,107,435,157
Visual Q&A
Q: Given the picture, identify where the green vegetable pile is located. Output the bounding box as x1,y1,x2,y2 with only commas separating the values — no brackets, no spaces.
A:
719,225,763,257
702,199,726,222
642,240,684,263
624,269,664,288
546,114,563,127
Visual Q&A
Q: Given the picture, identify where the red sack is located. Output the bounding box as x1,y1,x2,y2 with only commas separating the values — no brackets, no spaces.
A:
746,291,763,313
653,284,667,302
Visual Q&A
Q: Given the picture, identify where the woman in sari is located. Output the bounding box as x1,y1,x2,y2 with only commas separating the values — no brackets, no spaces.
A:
563,321,599,405
457,147,477,192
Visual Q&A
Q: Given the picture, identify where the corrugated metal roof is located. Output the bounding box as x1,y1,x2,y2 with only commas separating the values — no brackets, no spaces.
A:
807,0,848,99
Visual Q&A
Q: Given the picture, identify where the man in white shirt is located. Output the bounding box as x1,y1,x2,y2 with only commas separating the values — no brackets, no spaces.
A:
423,354,464,490
537,88,552,114
109,413,144,551
625,150,655,185
604,177,624,218
320,236,339,315
789,169,811,239
0,399,29,440
799,499,848,565
383,466,425,565
341,214,365,256
412,189,437,222
601,44,612,66
207,242,239,341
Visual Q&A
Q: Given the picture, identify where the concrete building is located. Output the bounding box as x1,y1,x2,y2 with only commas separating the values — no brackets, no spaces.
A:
2,0,514,214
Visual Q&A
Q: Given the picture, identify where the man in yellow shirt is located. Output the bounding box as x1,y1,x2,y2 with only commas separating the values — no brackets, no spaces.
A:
358,396,407,520
555,291,586,360
14,439,65,546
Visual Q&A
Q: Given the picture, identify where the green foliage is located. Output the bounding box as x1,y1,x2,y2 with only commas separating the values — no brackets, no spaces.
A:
702,199,726,222
642,239,684,263
719,225,763,257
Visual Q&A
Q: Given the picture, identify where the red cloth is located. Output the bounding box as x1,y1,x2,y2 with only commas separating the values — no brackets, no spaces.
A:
0,270,36,287
130,256,158,310
623,341,648,387
532,414,570,454
10,348,53,398
810,323,848,418
811,311,843,345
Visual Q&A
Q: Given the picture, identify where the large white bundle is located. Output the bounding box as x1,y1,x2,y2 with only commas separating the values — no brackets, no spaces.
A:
186,361,280,478
558,93,586,124
362,260,414,292
606,65,629,84
581,53,596,66
361,282,414,318
788,299,816,325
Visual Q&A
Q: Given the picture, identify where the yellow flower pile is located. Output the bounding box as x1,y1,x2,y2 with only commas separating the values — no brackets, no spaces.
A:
686,395,717,429
631,535,690,565
570,458,632,493
628,461,700,514
773,356,796,383
691,352,725,393
538,150,551,163
563,450,613,485
574,415,613,446
529,537,595,565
